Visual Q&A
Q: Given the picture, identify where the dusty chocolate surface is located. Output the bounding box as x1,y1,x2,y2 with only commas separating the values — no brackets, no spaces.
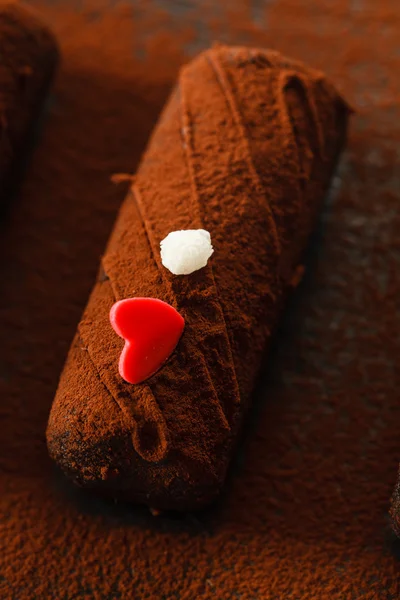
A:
47,45,349,511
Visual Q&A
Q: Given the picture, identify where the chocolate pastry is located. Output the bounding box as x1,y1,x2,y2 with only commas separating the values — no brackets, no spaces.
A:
0,3,58,204
47,45,350,511
390,473,400,537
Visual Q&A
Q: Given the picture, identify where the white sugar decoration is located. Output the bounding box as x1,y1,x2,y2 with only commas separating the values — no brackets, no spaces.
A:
160,229,214,275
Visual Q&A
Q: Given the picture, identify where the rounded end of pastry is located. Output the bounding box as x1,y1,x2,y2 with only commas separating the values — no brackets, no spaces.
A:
46,335,227,512
1,2,59,62
47,421,226,512
47,417,225,512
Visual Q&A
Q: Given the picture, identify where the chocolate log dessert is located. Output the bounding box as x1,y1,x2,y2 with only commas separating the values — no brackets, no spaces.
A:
390,475,400,536
0,3,58,204
47,45,350,511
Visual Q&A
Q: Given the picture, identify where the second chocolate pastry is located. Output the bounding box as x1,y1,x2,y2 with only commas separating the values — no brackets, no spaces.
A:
0,3,58,205
47,45,350,511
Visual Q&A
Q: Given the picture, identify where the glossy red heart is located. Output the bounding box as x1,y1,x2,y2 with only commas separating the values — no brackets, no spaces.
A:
109,298,185,384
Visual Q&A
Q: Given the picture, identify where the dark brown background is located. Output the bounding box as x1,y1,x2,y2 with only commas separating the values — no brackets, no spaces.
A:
1,1,399,598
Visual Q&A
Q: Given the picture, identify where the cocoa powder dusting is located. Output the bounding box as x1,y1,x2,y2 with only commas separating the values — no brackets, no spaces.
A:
1,1,400,599
46,44,348,510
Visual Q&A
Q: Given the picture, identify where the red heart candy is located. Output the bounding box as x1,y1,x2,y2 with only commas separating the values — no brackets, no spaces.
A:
109,298,185,384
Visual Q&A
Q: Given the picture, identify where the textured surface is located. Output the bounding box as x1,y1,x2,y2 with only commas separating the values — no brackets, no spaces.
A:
47,45,348,511
1,1,400,598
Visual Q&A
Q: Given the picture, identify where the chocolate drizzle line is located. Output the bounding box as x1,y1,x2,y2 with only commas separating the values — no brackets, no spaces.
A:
207,48,282,258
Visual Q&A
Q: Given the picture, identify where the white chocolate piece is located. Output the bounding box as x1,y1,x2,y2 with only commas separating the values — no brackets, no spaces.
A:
160,229,214,275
